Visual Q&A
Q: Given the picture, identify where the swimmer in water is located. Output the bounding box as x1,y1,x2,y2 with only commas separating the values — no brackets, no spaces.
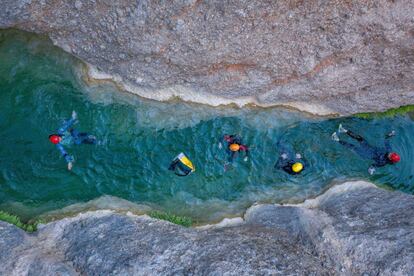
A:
168,153,195,176
275,152,307,175
332,124,400,175
274,138,307,175
220,134,249,163
49,111,96,170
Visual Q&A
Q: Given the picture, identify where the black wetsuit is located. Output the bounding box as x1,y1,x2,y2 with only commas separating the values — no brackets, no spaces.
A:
70,128,96,145
339,130,393,168
55,117,96,164
168,159,192,176
275,154,307,175
223,135,249,162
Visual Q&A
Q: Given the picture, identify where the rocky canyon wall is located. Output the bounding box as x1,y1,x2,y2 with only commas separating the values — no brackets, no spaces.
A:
1,0,414,115
1,181,413,275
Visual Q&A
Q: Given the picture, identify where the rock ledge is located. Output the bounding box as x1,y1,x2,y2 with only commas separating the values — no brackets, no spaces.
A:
1,181,413,275
1,0,414,115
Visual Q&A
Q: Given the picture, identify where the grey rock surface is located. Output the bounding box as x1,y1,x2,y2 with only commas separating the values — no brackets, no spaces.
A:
1,181,413,275
1,0,414,115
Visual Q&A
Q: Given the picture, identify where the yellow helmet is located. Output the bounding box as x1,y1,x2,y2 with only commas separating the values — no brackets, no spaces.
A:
229,143,240,152
292,162,304,173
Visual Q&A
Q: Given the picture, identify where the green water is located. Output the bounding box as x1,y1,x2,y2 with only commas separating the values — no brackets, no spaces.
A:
1,30,413,223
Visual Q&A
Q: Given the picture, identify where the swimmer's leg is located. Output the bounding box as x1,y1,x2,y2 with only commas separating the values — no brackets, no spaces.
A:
77,132,97,145
345,130,365,143
339,140,359,153
338,124,347,134
331,132,340,142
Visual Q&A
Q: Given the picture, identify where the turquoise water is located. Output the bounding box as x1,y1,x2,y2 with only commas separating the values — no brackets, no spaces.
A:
1,30,413,223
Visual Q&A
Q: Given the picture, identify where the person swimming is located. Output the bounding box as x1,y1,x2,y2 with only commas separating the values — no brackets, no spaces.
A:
168,152,195,176
219,134,249,163
274,140,307,175
332,124,400,175
49,111,96,170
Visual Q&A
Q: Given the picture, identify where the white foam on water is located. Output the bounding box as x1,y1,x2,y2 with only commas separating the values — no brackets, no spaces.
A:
196,217,245,230
33,196,152,221
77,68,311,131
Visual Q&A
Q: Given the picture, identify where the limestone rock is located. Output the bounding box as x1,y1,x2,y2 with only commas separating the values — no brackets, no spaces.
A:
1,181,413,275
1,0,414,114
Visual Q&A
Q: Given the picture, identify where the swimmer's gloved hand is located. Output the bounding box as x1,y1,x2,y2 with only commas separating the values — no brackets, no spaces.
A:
281,153,288,160
71,110,78,121
386,130,396,138
338,124,348,134
331,132,340,142
368,166,376,175
64,154,74,171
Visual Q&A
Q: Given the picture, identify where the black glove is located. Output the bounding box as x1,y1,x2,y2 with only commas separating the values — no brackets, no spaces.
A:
386,130,396,138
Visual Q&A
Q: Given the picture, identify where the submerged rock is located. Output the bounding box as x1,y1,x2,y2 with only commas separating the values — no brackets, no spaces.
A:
1,181,413,275
1,1,414,114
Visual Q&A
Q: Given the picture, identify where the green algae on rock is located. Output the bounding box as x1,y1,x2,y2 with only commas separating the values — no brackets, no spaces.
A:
149,211,193,227
0,211,42,232
355,105,414,119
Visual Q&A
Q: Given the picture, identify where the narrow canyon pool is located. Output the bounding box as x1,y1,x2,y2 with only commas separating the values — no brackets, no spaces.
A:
1,30,413,223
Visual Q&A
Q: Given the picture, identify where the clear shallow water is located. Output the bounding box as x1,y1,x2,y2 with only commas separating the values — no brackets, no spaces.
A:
0,30,413,223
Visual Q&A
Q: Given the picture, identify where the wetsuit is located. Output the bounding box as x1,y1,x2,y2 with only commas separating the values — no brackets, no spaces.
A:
339,130,393,169
168,158,192,176
223,135,249,162
55,117,96,164
275,153,307,175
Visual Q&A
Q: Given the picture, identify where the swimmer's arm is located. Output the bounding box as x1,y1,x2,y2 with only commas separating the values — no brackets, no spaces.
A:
219,135,228,148
168,159,179,171
294,153,308,165
274,160,282,169
57,111,78,135
384,130,395,152
223,134,234,143
57,119,75,135
56,144,74,170
239,145,249,161
385,130,396,139
368,159,386,174
243,150,249,161
56,144,73,161
275,156,288,169
384,139,392,152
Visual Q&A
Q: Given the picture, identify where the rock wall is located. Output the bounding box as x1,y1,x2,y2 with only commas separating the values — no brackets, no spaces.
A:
1,0,414,115
1,181,413,275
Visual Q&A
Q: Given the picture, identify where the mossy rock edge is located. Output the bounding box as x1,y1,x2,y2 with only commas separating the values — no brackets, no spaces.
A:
355,105,414,119
0,211,42,232
148,211,193,227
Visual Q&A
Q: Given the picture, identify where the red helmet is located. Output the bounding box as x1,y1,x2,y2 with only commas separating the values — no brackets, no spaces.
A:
49,134,61,144
388,152,400,163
